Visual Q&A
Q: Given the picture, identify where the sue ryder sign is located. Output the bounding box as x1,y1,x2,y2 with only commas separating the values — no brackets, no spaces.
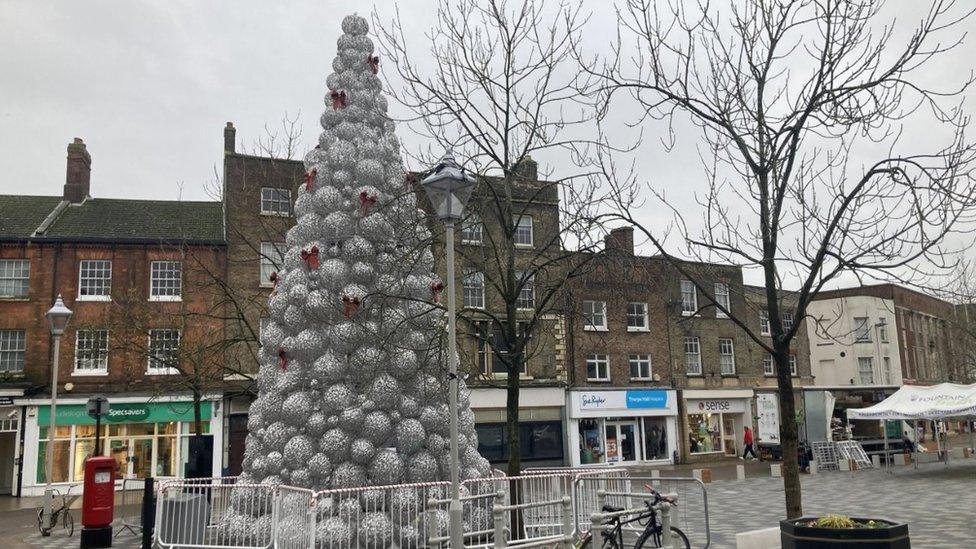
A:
573,390,674,415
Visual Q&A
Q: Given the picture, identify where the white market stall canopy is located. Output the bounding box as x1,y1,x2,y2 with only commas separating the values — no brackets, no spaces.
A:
847,383,976,420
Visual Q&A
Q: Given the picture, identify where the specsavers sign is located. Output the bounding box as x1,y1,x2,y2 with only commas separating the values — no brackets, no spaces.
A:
37,401,212,426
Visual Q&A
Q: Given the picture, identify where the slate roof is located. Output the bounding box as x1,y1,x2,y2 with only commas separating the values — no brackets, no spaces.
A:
0,195,64,240
0,196,224,244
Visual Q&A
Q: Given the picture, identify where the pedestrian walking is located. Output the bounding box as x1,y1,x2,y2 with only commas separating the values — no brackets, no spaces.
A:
741,426,758,460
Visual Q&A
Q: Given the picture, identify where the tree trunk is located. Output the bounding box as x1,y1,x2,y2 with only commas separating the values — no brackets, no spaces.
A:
774,344,802,518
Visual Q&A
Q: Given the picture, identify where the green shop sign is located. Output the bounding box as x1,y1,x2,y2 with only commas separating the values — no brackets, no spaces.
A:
37,401,212,426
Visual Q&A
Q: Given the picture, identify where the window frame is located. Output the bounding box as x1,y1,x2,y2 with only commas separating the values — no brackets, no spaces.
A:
585,353,610,381
149,261,182,302
626,302,649,332
853,316,872,343
0,329,26,373
460,214,484,245
515,271,535,310
0,259,30,299
718,338,736,375
73,329,109,376
878,318,889,343
77,259,112,301
147,329,181,375
259,242,287,288
680,280,697,316
782,312,794,332
714,283,730,318
260,187,291,216
759,310,770,336
628,353,652,380
582,300,608,331
684,337,702,375
462,271,486,309
484,322,530,377
763,353,775,376
513,215,534,248
857,356,874,384
789,354,798,376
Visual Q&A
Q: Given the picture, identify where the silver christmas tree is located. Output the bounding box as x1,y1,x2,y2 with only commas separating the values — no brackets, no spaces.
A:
221,13,490,544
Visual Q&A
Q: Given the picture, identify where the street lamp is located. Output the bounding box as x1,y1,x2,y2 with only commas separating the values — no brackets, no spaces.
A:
421,150,476,549
42,294,72,536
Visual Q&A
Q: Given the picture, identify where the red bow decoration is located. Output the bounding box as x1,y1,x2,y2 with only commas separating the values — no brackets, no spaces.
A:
404,173,419,189
341,294,362,318
359,191,378,216
430,279,446,304
278,348,288,371
366,55,380,74
304,169,317,192
269,271,279,293
300,246,320,270
329,90,347,110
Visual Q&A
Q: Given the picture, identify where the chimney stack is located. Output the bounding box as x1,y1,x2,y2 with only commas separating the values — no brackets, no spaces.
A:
63,138,91,204
514,155,538,181
224,122,236,153
605,226,635,255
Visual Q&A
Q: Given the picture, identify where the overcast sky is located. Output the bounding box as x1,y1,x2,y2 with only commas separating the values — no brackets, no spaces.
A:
2,1,974,288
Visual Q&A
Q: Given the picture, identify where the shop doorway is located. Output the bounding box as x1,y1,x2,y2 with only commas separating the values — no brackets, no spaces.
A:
109,438,155,479
722,416,737,457
604,421,639,463
0,431,15,495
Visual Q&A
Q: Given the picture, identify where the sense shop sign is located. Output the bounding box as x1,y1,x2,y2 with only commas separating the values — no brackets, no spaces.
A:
687,398,747,414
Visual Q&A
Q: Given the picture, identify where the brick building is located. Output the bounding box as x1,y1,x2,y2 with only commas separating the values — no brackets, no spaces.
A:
0,138,225,496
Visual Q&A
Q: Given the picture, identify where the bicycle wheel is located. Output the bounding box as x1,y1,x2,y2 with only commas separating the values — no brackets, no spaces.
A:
636,527,690,549
62,510,74,537
579,531,623,549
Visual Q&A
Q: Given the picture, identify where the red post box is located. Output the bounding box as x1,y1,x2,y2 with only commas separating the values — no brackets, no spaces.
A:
81,456,115,548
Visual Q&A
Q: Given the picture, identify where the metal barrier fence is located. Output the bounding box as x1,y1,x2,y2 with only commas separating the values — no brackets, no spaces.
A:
575,476,710,548
153,468,710,549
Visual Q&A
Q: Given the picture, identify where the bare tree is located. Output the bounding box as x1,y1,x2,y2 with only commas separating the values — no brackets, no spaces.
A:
589,0,976,517
375,0,612,478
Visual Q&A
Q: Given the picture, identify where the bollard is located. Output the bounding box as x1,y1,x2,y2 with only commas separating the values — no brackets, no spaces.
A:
427,498,440,548
659,502,673,546
736,464,746,480
590,512,603,542
692,468,712,483
651,469,661,478
596,489,606,514
141,477,155,549
493,502,506,549
561,496,573,549
871,454,881,468
770,463,782,477
809,460,818,475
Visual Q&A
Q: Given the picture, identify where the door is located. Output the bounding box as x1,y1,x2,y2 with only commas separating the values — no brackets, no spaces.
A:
604,422,640,463
109,439,130,478
722,415,737,457
0,432,15,494
131,438,154,479
227,414,249,475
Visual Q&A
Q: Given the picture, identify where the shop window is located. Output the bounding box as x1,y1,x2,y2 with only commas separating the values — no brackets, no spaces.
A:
629,354,652,380
475,421,563,463
259,242,286,287
586,354,610,381
853,317,871,342
261,187,291,216
150,260,182,301
0,329,26,373
78,259,112,300
714,283,729,318
680,280,697,315
74,329,109,374
687,413,723,454
462,271,485,309
759,310,770,335
642,417,669,460
583,300,607,330
627,302,649,331
460,214,483,244
684,337,702,375
718,338,735,375
578,419,604,464
36,426,72,484
0,259,29,298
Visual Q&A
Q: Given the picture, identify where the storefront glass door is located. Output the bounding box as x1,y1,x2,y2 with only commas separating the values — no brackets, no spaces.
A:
131,438,154,478
722,416,737,457
604,421,639,462
109,439,129,478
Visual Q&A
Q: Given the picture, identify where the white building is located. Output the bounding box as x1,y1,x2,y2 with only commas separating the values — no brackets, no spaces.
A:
806,294,902,388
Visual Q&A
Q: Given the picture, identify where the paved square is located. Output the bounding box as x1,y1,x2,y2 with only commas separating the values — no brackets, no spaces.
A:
696,460,976,548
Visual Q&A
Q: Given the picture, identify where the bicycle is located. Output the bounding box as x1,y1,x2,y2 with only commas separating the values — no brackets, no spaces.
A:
578,484,690,549
36,486,76,537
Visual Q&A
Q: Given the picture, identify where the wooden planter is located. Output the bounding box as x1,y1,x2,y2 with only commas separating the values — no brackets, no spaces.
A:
780,517,910,548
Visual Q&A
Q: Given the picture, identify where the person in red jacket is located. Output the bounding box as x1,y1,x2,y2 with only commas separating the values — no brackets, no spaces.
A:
741,426,758,459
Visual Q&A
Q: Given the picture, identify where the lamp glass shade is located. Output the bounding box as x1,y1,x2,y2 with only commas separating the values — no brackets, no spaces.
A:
45,295,73,336
421,150,477,222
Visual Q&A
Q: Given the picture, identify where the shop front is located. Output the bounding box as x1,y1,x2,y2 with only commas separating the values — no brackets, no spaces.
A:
471,386,566,468
21,397,222,496
567,389,678,467
682,389,754,461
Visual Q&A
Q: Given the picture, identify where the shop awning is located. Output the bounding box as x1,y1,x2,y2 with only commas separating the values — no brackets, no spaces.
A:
846,383,976,420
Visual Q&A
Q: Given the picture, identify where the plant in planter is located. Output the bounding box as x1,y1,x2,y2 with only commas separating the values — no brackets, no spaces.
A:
781,514,910,549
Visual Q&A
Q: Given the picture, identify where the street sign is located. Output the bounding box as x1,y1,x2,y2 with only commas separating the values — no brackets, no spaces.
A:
86,396,110,419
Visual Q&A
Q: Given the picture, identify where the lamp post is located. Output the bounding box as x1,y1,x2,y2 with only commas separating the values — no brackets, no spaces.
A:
42,294,72,536
421,150,477,549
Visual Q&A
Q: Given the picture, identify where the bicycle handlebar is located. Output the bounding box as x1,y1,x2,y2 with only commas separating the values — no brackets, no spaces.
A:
643,483,677,505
